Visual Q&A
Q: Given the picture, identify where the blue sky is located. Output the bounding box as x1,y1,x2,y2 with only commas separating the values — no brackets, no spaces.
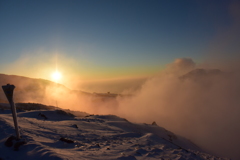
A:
0,0,239,85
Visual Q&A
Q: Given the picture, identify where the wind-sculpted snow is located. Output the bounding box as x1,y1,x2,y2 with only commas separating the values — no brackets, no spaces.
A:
0,107,229,160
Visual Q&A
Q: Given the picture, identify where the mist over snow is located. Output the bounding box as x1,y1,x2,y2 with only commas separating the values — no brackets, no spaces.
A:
112,58,240,160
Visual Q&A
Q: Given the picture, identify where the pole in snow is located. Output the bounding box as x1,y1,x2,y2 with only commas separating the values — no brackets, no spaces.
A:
2,84,21,140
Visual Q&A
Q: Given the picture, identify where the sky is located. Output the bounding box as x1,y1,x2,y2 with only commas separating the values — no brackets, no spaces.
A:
0,0,239,91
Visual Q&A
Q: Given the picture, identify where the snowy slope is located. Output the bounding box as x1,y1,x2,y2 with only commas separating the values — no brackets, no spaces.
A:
0,105,229,160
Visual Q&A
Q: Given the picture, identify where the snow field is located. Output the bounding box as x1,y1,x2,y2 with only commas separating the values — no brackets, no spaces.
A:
0,107,229,160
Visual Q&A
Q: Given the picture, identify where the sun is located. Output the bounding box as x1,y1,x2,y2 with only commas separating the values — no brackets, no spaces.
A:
51,71,62,82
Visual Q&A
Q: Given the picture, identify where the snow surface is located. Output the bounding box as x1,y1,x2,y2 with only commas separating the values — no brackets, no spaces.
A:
0,105,230,160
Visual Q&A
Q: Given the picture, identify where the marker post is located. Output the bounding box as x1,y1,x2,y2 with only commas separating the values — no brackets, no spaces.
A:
2,84,20,140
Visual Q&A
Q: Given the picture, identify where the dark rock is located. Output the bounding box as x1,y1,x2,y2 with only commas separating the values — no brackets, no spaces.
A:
72,124,78,128
152,121,157,126
38,113,48,120
4,135,17,147
59,137,74,143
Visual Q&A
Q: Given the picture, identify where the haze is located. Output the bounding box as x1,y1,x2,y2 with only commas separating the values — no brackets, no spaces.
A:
1,0,240,159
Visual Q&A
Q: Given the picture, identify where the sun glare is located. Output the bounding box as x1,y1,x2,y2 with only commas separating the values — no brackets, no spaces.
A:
51,71,62,82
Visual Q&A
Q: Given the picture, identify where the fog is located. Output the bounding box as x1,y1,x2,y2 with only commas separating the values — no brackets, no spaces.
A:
58,57,239,160
77,77,147,93
1,57,240,159
36,57,240,159
113,58,240,160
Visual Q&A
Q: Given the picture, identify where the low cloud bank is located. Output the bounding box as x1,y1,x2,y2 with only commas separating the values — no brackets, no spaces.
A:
113,58,240,159
23,58,240,159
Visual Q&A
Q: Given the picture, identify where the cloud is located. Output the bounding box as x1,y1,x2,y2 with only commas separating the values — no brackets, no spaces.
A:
78,76,147,93
109,58,240,160
166,58,196,74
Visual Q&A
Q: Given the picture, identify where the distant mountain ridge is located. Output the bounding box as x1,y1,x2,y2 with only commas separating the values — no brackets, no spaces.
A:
0,74,119,107
0,74,87,103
